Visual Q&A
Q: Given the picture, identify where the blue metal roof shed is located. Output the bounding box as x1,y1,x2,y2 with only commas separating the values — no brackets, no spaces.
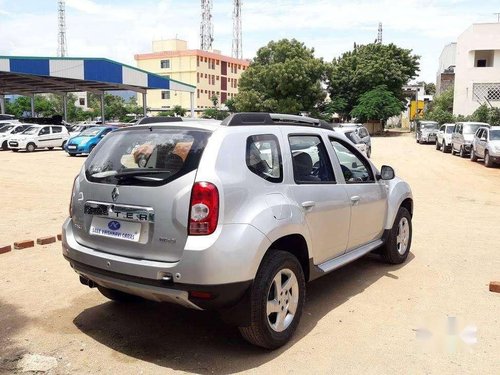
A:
0,56,196,120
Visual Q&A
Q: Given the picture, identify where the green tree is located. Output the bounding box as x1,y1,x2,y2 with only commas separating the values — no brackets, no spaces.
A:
328,43,420,119
210,94,219,108
488,107,500,125
423,88,455,123
224,98,236,112
202,108,228,120
233,39,327,114
471,104,489,123
350,85,403,125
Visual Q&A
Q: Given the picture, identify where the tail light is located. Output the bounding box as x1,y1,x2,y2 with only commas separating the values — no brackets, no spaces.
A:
69,176,78,218
188,182,219,235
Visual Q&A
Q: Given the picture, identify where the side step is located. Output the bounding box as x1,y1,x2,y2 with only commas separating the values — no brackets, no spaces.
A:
318,239,384,274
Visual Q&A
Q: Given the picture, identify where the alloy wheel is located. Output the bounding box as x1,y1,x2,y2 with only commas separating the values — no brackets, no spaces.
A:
266,268,299,332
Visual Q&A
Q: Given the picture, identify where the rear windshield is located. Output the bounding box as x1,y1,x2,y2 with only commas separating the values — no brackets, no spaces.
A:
344,131,362,144
421,123,438,130
490,130,500,140
464,123,484,134
85,128,211,186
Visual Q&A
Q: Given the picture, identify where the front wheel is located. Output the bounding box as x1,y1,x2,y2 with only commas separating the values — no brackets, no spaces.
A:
380,207,412,264
1,140,8,150
435,140,440,150
441,141,447,153
26,143,36,152
238,251,305,349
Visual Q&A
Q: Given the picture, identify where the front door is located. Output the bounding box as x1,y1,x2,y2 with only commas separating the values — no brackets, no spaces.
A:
329,138,387,250
287,134,351,264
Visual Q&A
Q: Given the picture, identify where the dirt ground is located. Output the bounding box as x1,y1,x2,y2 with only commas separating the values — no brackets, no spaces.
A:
0,134,498,374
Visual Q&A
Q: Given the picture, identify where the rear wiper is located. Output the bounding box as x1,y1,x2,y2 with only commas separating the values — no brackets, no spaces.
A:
113,169,172,180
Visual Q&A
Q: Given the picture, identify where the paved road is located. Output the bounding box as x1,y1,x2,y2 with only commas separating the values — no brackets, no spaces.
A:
0,133,498,374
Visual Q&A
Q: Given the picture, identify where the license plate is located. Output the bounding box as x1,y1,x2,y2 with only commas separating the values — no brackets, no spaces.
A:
68,145,77,150
90,216,141,242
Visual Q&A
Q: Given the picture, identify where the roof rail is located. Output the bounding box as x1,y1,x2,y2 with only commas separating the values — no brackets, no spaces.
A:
221,112,333,129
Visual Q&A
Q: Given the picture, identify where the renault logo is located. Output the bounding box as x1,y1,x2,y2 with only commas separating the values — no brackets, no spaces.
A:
111,187,119,202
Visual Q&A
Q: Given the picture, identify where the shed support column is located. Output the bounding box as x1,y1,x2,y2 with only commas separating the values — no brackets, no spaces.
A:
0,95,5,115
100,92,105,124
62,94,68,123
142,92,147,118
190,92,194,118
31,94,35,117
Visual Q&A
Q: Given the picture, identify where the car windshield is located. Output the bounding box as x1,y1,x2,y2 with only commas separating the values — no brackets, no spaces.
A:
489,130,500,140
464,124,484,134
344,131,362,144
446,126,454,133
0,125,14,133
22,126,40,135
80,128,102,137
421,123,438,130
86,128,211,186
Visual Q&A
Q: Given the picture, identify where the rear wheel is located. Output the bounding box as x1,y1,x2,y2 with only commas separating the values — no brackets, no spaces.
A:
470,147,478,162
380,207,412,264
97,286,142,302
1,140,7,150
442,141,447,153
26,143,36,152
484,151,494,168
238,251,305,349
459,146,466,158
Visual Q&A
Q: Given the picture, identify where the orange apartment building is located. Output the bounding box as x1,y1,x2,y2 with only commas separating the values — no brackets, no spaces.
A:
134,39,249,115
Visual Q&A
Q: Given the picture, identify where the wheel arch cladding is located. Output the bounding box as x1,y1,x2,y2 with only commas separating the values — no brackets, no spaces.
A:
268,234,310,281
400,198,413,217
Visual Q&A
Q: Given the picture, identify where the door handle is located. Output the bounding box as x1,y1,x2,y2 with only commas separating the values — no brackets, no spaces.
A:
350,196,360,205
301,201,316,209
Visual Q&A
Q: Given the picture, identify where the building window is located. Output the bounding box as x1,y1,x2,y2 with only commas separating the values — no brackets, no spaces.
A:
161,90,170,100
197,56,200,67
197,73,200,83
473,83,500,102
197,90,200,98
79,98,85,106
477,60,487,68
160,59,170,69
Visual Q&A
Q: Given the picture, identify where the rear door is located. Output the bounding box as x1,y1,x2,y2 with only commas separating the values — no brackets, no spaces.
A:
70,127,212,262
287,134,350,264
329,137,387,250
50,126,64,147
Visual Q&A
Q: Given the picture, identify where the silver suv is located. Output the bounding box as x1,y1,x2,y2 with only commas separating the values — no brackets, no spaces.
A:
62,113,413,349
451,122,489,157
416,121,438,144
470,126,500,167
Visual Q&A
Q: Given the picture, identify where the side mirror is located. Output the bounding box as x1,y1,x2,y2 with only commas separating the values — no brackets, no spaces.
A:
379,165,395,180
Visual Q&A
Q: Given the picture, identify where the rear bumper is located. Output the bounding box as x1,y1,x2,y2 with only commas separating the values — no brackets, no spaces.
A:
62,218,269,309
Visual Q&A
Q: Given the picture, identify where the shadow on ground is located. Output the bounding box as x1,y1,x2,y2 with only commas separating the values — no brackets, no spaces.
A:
71,252,414,374
0,300,31,372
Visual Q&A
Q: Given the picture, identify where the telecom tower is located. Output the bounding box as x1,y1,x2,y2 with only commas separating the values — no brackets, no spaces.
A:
200,0,214,51
232,0,242,59
57,0,67,57
377,22,383,44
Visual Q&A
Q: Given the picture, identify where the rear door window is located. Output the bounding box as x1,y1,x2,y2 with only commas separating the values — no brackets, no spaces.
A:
289,135,335,183
246,134,282,183
51,126,62,133
86,128,211,186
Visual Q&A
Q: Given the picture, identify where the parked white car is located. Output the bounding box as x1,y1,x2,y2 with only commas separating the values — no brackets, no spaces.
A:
335,128,368,156
8,125,69,152
435,123,455,153
0,123,32,150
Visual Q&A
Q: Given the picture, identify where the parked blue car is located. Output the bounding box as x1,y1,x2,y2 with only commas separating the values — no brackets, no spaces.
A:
65,126,117,156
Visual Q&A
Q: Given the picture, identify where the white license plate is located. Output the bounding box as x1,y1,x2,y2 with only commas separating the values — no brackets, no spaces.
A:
68,145,77,149
90,217,141,242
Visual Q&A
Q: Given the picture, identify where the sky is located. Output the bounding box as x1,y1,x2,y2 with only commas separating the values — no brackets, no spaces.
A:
0,0,499,83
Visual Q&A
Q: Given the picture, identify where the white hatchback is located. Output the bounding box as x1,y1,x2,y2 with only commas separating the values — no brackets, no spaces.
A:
8,124,69,152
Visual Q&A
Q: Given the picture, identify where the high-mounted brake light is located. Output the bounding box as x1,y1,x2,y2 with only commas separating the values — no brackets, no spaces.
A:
188,182,219,235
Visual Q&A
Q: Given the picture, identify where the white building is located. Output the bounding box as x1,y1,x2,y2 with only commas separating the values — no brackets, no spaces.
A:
436,42,456,94
453,23,500,116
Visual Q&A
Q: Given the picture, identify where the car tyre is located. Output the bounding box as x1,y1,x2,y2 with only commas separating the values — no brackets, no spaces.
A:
26,143,36,152
62,141,67,149
1,140,8,150
11,149,18,152
484,151,494,168
459,146,466,158
470,147,478,162
380,207,412,264
442,141,447,153
435,140,440,150
238,250,305,349
97,285,142,303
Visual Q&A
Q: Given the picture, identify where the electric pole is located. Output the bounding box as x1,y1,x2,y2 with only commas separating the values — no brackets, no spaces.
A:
57,0,67,57
232,0,242,59
200,0,214,51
